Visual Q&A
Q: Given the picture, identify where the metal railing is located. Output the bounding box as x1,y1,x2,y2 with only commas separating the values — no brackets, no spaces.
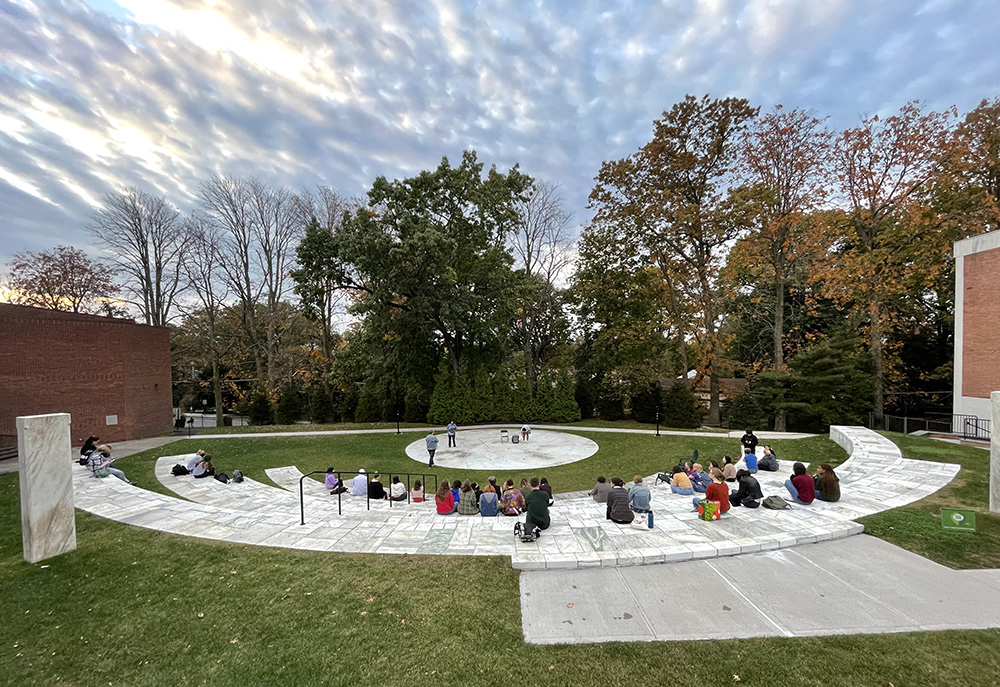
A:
299,470,439,524
871,413,991,440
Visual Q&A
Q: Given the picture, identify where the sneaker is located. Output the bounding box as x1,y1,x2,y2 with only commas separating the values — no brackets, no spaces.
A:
513,522,522,537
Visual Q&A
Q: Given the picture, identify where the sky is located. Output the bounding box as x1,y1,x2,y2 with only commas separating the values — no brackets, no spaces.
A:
1,0,999,267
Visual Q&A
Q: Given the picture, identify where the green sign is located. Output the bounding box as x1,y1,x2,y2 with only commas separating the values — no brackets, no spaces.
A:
942,509,977,532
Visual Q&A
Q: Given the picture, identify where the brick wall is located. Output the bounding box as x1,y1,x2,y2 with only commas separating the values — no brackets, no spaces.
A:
962,247,1000,399
0,303,172,447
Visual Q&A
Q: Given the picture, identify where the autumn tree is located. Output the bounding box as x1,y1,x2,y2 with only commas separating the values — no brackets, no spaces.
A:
589,94,759,425
2,245,120,315
823,101,955,426
724,107,832,430
88,187,187,326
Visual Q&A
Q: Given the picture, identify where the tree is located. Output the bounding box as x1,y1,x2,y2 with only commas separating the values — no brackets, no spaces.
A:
3,245,119,314
727,107,832,430
89,187,187,326
660,381,704,429
823,102,955,426
589,95,759,425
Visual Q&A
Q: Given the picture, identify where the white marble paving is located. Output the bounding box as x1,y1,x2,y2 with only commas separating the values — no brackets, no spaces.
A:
403,428,599,469
68,426,960,571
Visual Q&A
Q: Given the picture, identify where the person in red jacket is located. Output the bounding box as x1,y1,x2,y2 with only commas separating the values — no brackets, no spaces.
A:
784,462,815,504
692,467,730,515
435,480,457,514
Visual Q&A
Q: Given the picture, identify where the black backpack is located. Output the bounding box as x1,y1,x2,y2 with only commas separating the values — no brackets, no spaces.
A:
171,464,189,476
232,469,244,483
215,472,230,483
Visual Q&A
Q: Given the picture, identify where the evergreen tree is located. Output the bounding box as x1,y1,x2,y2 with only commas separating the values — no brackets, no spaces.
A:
308,386,335,424
275,388,304,425
661,382,704,429
630,382,662,423
726,388,765,431
354,385,383,423
596,394,625,421
248,394,274,425
428,364,457,424
550,369,582,422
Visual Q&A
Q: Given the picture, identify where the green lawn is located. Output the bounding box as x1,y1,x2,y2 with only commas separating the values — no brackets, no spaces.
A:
3,429,1000,685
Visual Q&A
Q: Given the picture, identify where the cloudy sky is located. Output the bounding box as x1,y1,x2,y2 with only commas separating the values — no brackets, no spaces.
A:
1,0,999,266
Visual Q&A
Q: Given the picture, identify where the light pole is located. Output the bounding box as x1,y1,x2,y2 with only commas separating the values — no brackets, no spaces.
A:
655,407,660,437
396,410,401,435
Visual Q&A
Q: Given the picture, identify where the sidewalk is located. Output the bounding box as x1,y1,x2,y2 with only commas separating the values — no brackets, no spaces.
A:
520,535,1000,643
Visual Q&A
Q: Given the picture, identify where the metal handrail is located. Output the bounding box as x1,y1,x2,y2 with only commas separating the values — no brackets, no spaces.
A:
299,470,439,525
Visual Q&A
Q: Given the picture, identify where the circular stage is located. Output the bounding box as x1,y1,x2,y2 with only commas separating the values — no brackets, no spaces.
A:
404,428,599,470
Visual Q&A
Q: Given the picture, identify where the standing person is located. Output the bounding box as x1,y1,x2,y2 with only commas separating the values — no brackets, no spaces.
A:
589,476,612,503
785,462,816,505
628,475,652,518
692,467,731,515
368,473,387,500
606,477,633,524
740,429,759,455
729,469,764,508
425,430,439,467
86,445,133,484
500,479,525,516
389,476,407,502
523,477,551,537
351,469,368,496
446,421,458,448
813,464,841,502
520,424,531,442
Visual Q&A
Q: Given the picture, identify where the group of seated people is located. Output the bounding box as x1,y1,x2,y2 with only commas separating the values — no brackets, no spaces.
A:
325,468,413,502
435,476,554,517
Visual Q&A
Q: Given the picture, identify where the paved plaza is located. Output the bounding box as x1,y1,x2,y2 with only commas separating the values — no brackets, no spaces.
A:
69,425,959,572
403,428,599,469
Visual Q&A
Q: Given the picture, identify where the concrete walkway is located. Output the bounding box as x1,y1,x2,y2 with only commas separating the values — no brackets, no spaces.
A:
520,535,1000,643
65,426,960,572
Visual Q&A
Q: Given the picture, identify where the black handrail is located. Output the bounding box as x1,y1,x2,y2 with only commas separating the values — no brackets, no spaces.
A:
299,470,439,525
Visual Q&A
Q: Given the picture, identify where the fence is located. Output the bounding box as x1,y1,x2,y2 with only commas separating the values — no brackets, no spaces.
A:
300,471,440,523
873,413,991,441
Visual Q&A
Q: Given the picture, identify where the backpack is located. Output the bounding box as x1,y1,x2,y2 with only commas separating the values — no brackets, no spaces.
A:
763,495,791,510
232,469,244,483
513,522,536,542
171,464,189,476
215,472,230,484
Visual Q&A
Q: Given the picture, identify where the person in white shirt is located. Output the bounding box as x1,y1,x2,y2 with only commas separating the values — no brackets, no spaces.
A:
351,469,368,496
185,450,206,472
520,424,531,442
389,476,407,501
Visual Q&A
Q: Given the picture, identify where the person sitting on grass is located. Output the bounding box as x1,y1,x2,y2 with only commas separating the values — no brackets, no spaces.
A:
590,476,612,503
325,467,347,495
87,444,134,484
729,469,763,508
539,477,554,506
722,456,737,482
628,475,652,517
351,469,368,496
500,479,525,516
368,473,388,500
606,477,633,524
458,480,479,515
757,446,779,471
479,484,499,516
523,477,550,537
785,462,816,505
435,480,457,514
670,465,694,495
411,479,425,503
814,464,841,502
692,467,730,516
389,475,407,502
192,454,215,479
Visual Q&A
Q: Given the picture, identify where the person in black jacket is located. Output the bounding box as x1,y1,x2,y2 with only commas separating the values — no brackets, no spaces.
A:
368,473,387,500
729,469,763,508
740,430,759,454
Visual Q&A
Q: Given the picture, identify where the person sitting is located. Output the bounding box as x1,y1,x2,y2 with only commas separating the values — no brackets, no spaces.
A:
628,475,652,516
722,456,737,482
813,464,841,502
669,465,694,495
606,477,633,524
435,480,457,514
692,467,731,516
743,448,758,473
487,475,502,496
325,467,347,494
539,477,554,506
184,449,207,473
367,473,387,500
757,446,779,472
450,480,461,508
729,469,764,508
479,484,499,516
518,478,532,503
351,469,368,496
499,479,525,516
785,462,816,505
458,480,479,515
192,454,215,478
689,463,710,493
86,444,133,484
411,479,425,503
590,476,612,503
80,435,100,462
389,475,407,502
523,476,550,537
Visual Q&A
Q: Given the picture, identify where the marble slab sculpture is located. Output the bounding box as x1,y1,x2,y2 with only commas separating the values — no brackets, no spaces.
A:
17,413,76,563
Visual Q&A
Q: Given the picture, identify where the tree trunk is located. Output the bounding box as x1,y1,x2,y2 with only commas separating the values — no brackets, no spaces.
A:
213,357,224,426
773,267,786,432
869,294,885,428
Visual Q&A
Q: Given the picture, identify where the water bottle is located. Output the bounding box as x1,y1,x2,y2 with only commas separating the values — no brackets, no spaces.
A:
647,510,654,529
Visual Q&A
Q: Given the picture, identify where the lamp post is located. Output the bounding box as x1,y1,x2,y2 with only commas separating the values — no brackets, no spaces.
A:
396,410,401,435
655,407,660,437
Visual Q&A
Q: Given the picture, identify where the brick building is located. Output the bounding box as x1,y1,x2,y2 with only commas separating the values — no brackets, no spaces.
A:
0,303,172,448
953,232,1000,424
